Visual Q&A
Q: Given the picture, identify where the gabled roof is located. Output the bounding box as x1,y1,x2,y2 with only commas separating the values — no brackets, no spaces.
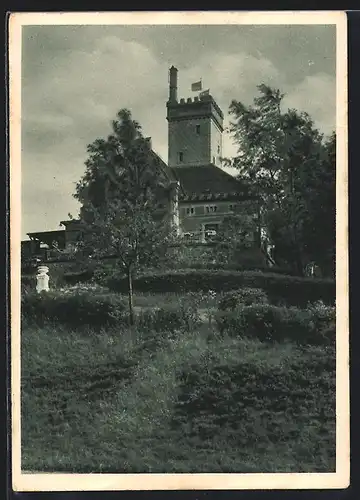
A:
168,164,253,201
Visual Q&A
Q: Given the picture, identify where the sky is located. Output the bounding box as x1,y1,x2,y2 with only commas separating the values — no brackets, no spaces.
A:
21,22,336,240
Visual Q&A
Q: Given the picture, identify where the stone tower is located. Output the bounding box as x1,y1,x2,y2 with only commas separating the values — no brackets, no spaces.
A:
166,66,224,168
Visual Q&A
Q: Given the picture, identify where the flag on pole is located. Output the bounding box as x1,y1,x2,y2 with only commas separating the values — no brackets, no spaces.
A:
191,80,202,92
199,89,210,97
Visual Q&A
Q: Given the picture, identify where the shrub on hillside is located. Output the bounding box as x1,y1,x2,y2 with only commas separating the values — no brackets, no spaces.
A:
306,300,336,331
137,308,182,333
218,288,269,311
215,303,335,346
137,302,201,333
21,290,128,328
106,269,335,307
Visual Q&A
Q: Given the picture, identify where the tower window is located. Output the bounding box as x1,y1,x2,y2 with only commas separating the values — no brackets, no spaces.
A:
196,124,201,135
178,152,184,162
186,207,195,216
217,145,221,154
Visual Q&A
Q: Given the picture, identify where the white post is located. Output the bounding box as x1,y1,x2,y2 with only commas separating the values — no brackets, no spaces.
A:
36,265,50,293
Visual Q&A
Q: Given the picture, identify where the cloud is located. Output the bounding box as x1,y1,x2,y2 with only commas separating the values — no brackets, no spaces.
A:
22,36,165,144
282,72,336,136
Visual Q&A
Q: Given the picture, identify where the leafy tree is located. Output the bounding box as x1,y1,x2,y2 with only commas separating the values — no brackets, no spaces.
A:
73,109,177,324
301,132,336,277
213,210,259,266
226,84,335,276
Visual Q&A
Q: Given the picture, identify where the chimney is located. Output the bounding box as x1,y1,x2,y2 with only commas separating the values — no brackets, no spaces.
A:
169,66,178,103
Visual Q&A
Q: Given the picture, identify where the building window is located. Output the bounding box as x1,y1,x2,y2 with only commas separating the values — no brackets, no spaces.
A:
196,124,201,135
186,207,195,216
229,204,236,212
217,145,221,154
206,205,217,213
213,156,216,163
178,152,184,162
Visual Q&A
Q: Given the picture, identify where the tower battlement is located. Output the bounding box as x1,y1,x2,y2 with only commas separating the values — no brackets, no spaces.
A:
167,93,224,132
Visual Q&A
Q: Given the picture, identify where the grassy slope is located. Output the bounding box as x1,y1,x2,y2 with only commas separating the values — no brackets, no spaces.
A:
21,319,335,473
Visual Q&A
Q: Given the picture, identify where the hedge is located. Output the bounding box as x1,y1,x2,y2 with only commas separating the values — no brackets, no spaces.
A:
175,262,298,275
107,269,335,307
63,270,95,285
215,302,335,346
21,290,128,328
21,292,204,336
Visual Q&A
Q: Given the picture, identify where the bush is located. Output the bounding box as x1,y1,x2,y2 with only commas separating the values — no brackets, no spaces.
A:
21,290,128,328
106,269,335,307
215,303,335,346
137,302,201,333
218,288,269,311
137,307,183,333
306,300,336,333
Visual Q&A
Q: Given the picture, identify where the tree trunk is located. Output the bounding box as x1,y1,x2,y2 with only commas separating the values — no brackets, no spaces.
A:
127,266,134,326
293,250,305,277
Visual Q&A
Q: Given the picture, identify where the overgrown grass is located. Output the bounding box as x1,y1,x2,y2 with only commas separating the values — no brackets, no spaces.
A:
21,316,335,473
